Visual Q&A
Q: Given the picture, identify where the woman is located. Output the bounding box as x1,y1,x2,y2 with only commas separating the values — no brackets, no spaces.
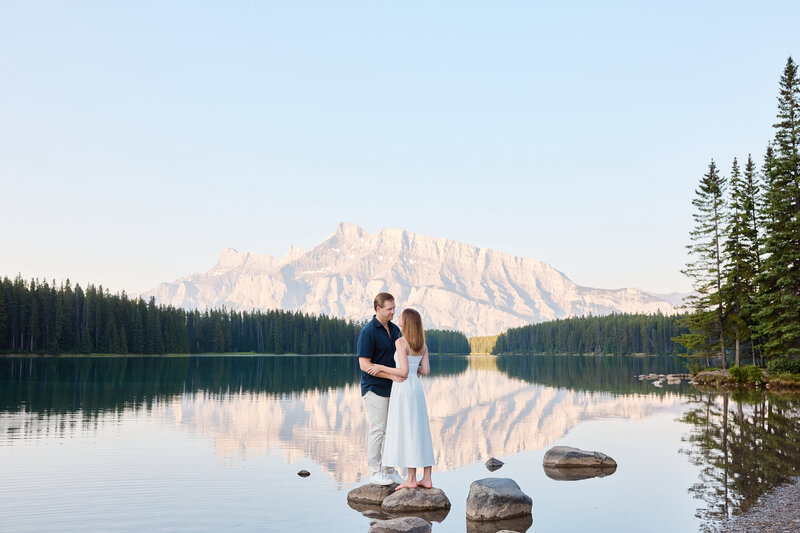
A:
366,308,435,489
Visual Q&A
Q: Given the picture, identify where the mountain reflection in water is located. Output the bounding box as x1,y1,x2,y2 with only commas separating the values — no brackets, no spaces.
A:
1,355,687,484
2,354,799,532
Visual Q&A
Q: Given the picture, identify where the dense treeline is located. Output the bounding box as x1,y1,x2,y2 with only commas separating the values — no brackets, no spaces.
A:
425,329,470,354
680,56,800,367
0,276,360,354
493,313,689,355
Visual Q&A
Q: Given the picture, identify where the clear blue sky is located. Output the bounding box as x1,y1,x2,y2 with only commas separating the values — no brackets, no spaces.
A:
1,1,796,295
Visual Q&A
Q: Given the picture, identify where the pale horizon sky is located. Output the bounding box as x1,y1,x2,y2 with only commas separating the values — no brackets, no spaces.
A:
1,1,797,296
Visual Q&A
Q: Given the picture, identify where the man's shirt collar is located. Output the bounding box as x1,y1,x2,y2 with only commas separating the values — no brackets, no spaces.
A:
371,315,396,331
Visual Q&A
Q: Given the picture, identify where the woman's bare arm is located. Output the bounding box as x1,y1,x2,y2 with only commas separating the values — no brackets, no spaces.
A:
418,344,431,376
359,357,406,382
366,339,409,378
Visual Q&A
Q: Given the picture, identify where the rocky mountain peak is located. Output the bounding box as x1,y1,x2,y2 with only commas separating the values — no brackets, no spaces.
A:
282,245,307,263
144,223,678,336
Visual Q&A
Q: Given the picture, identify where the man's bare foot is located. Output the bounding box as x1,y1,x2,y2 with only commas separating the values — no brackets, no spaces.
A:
395,480,418,490
418,479,433,489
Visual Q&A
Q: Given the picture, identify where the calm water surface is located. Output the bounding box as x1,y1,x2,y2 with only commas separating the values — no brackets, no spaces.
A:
1,355,798,532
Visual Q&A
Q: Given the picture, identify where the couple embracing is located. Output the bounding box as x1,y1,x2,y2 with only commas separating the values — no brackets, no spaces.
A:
358,292,435,490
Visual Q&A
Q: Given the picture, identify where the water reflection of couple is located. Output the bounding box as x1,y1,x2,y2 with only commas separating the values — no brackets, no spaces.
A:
358,292,435,490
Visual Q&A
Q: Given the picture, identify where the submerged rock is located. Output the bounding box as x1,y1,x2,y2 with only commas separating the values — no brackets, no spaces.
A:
347,483,399,505
369,516,431,533
348,500,385,519
467,513,533,533
485,457,504,471
543,464,617,481
543,446,617,469
465,478,532,521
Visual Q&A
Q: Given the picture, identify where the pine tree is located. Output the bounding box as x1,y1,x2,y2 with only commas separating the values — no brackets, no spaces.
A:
723,157,758,366
681,160,728,368
754,57,800,358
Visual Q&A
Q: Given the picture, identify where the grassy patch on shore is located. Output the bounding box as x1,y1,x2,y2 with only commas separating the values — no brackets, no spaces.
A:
692,367,800,390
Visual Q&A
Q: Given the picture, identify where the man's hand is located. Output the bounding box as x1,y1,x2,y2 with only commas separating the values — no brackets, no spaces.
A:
391,374,407,382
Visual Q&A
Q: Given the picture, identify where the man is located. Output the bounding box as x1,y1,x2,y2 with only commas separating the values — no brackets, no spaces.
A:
357,292,405,485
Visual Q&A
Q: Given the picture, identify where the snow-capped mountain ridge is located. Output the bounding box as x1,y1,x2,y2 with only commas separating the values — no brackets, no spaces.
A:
144,222,678,336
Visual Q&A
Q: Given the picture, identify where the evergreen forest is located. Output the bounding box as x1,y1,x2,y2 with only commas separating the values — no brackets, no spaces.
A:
492,312,688,355
0,276,470,355
425,329,471,354
678,56,800,368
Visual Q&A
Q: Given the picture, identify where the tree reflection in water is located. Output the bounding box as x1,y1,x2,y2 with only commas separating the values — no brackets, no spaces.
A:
679,390,800,532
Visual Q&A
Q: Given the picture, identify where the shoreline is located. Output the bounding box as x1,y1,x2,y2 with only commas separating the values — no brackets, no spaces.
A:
726,477,800,532
691,368,800,391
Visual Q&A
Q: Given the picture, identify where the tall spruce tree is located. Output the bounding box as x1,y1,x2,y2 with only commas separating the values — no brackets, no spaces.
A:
743,154,763,364
682,160,728,368
723,157,759,366
742,155,763,275
754,57,800,358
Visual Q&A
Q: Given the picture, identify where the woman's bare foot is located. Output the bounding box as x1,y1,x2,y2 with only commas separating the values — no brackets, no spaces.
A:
418,467,433,488
395,480,418,490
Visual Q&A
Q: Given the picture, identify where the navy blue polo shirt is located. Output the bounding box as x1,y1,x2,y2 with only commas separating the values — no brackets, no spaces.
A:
357,316,402,397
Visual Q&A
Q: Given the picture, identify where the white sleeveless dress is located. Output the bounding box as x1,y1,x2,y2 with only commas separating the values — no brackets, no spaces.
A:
382,353,435,468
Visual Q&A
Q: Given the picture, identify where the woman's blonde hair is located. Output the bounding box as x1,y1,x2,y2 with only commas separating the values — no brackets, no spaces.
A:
401,308,425,354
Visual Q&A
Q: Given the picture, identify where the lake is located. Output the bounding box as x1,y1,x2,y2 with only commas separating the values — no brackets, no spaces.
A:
1,355,798,532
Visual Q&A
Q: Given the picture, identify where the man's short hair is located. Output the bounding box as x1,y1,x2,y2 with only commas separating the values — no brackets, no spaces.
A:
374,292,395,311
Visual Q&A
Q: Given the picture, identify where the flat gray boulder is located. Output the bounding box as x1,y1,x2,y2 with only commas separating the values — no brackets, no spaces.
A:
465,478,532,521
381,488,451,514
347,483,399,505
369,516,431,533
542,446,617,468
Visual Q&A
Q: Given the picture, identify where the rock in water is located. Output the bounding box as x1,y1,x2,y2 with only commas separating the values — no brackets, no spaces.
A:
485,457,504,471
465,478,533,521
347,483,399,505
466,514,534,533
347,500,384,519
381,488,451,513
543,464,617,481
369,516,431,533
542,446,617,468
297,470,310,477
